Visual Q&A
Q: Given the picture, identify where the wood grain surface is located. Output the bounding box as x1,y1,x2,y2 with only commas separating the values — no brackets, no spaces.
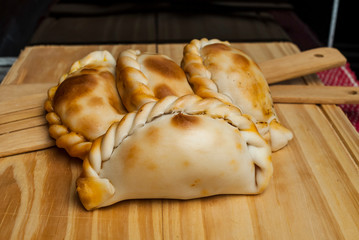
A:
0,42,358,240
270,85,359,104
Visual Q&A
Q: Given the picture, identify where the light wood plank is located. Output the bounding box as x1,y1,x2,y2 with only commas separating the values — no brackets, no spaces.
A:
0,106,44,125
0,126,54,158
0,93,46,118
270,85,359,104
303,73,359,166
321,104,359,165
0,148,163,239
0,83,53,102
259,47,346,84
0,115,46,135
275,104,359,239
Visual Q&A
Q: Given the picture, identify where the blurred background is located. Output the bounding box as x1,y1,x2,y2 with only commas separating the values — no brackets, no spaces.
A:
1,0,357,78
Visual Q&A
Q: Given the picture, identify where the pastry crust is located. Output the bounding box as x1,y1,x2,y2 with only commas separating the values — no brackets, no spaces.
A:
116,49,194,111
181,38,293,151
44,51,127,159
77,94,272,210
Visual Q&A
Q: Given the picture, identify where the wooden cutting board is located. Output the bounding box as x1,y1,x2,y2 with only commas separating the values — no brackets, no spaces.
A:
0,42,358,239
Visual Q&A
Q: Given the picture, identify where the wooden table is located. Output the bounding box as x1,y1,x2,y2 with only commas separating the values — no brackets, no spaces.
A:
1,42,358,239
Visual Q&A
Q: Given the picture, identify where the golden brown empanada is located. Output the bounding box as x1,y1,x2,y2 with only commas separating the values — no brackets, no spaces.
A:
181,38,293,151
44,51,127,159
76,94,272,210
116,49,194,111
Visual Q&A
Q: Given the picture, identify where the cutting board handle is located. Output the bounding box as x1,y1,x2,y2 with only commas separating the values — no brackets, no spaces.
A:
259,47,347,84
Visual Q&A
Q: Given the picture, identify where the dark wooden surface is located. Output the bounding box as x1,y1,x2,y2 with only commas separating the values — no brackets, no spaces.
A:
29,2,291,45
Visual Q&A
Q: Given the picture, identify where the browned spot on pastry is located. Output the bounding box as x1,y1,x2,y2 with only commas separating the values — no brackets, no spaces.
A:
108,94,126,114
229,159,239,171
190,179,201,187
236,143,242,150
201,189,209,196
143,55,186,80
124,145,158,171
89,96,105,107
53,74,99,107
183,160,190,167
245,80,272,117
231,54,250,70
171,113,200,129
124,145,139,169
80,68,99,74
154,83,176,98
145,161,158,171
146,126,160,143
100,71,114,84
67,102,83,116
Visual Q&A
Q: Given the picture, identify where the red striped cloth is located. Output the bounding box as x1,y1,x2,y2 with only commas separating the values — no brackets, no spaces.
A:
317,63,359,132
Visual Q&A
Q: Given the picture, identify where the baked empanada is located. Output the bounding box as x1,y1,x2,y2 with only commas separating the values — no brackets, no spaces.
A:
44,51,127,159
76,94,272,210
116,49,194,111
181,38,293,151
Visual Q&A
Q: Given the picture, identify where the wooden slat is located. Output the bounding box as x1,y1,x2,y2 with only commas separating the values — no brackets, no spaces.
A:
259,47,347,84
0,90,52,157
0,93,46,117
0,126,54,157
321,103,359,165
0,83,53,102
302,73,359,166
0,115,46,135
0,106,44,125
270,85,359,104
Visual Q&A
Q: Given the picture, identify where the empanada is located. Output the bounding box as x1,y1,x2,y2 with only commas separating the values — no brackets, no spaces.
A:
181,38,293,151
44,51,127,159
116,49,194,111
76,94,272,210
